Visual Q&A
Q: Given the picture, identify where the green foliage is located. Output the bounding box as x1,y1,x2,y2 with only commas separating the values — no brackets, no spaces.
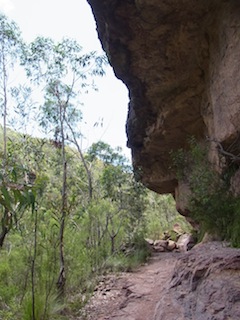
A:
103,253,141,273
229,199,240,247
0,128,189,319
104,239,150,273
0,13,23,68
144,193,191,240
22,291,63,320
87,141,129,168
171,138,240,246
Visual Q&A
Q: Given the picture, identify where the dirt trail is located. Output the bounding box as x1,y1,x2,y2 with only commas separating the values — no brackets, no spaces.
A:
80,252,182,320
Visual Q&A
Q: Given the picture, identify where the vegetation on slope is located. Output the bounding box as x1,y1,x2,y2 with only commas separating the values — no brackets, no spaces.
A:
0,129,190,319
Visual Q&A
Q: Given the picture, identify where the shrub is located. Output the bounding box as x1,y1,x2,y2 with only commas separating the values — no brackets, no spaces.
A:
171,138,240,246
103,231,150,272
22,291,63,320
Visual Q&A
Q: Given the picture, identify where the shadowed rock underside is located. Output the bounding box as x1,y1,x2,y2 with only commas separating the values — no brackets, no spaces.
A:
87,0,240,207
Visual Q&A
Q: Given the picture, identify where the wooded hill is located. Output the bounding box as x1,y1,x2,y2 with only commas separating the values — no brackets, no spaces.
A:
0,128,190,320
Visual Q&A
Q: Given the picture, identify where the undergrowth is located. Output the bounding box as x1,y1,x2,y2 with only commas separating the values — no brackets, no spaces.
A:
103,233,150,272
171,137,240,247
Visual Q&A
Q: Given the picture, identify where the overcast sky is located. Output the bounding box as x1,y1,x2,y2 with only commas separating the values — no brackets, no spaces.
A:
0,0,131,157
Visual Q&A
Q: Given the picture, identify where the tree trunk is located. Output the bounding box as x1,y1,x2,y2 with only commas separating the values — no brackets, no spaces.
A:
66,121,93,201
110,235,115,255
57,159,67,297
31,208,38,320
0,225,8,248
0,39,8,176
0,209,12,248
57,105,67,297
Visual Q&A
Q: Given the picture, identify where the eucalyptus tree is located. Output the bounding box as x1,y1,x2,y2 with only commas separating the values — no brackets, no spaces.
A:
0,14,37,248
22,37,107,295
0,13,23,166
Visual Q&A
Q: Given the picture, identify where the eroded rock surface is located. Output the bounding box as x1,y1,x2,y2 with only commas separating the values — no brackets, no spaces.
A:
87,0,240,199
155,242,240,320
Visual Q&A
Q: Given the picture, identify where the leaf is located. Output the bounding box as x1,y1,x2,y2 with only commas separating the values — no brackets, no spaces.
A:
0,186,12,211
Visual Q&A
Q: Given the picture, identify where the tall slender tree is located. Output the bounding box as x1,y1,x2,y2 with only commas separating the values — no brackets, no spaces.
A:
0,15,35,247
23,36,107,295
0,14,23,169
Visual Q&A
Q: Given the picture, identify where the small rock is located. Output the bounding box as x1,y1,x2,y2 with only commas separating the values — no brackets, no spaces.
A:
176,234,195,252
166,240,176,251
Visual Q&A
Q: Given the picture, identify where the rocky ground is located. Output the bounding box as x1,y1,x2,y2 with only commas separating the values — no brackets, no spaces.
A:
75,242,240,320
78,252,180,320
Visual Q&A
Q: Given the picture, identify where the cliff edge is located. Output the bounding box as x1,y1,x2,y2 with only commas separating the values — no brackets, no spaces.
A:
87,0,240,215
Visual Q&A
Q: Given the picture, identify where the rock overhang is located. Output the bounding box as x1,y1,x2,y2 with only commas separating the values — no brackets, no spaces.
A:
87,0,240,195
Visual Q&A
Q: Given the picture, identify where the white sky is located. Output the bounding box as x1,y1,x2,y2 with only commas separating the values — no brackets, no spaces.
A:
0,0,131,158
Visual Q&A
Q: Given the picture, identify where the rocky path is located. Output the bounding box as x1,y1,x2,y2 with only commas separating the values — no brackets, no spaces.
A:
79,252,182,320
77,243,240,320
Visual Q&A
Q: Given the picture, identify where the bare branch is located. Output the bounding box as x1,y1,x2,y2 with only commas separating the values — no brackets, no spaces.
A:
207,136,240,164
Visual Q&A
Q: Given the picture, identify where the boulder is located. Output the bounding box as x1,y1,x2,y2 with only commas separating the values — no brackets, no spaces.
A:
154,242,240,320
176,233,195,252
145,238,154,246
166,240,176,251
153,239,168,252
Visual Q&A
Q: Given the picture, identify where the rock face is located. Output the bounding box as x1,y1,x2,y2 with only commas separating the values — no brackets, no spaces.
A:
87,0,240,199
154,242,240,320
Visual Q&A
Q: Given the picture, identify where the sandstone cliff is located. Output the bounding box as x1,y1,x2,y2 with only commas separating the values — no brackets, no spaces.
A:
83,3,240,317
87,0,240,203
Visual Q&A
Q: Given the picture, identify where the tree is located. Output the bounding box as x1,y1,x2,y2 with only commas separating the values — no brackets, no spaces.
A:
86,142,147,255
0,14,23,167
0,15,36,248
0,129,38,247
22,37,107,296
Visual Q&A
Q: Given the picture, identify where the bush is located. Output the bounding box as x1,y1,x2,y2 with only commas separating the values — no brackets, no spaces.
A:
144,193,191,240
171,138,240,246
103,232,150,272
22,291,63,320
